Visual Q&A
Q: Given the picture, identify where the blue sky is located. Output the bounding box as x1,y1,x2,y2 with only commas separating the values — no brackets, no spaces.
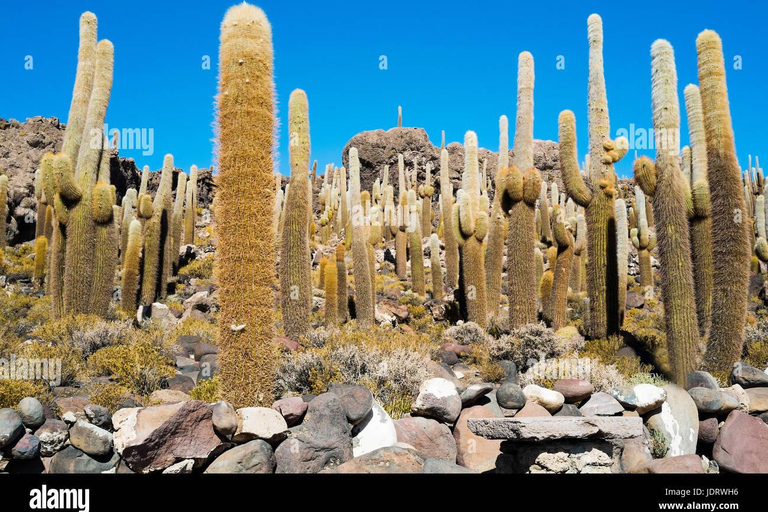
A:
1,0,766,178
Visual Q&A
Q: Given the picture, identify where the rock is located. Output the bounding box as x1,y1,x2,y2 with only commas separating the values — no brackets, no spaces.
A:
441,342,473,357
192,342,219,361
351,402,397,457
162,459,195,474
554,379,594,404
476,389,505,418
394,416,457,462
719,392,739,414
205,440,275,474
467,417,644,441
17,397,45,429
496,381,526,409
150,302,178,329
62,411,78,425
113,401,223,473
453,406,502,472
411,378,462,424
721,384,750,412
579,392,624,416
620,436,653,473
35,419,68,457
612,384,666,414
712,411,768,473
523,385,565,413
499,361,517,383
274,393,353,473
325,445,424,474
422,457,478,473
49,446,120,474
328,383,374,425
211,401,238,437
645,384,699,457
233,407,289,444
55,396,89,421
636,455,707,474
84,404,112,430
555,404,583,417
69,420,113,457
272,397,308,427
275,336,300,352
460,383,493,407
698,416,719,444
730,362,768,388
0,409,25,449
515,402,552,418
686,371,719,391
164,374,196,393
745,387,768,413
150,389,191,404
625,290,645,309
688,387,723,413
9,433,40,460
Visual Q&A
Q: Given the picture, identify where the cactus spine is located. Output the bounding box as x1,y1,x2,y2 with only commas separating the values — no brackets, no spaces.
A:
33,236,47,284
697,30,750,372
452,131,489,327
485,115,509,316
90,145,118,318
558,15,628,338
349,148,374,325
395,154,408,279
216,3,278,407
120,188,137,258
280,89,312,340
439,149,459,289
684,84,714,337
0,174,7,249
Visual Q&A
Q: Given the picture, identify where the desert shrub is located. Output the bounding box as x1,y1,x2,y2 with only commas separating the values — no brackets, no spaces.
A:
466,344,507,383
623,299,666,353
627,372,669,387
2,244,35,278
519,357,627,393
0,379,55,410
443,321,490,346
745,319,768,344
0,291,43,339
276,323,431,418
171,318,218,344
178,256,214,279
86,382,133,413
88,338,175,396
578,336,657,381
189,376,221,403
302,327,331,348
487,323,563,369
486,314,510,339
745,340,768,370
17,342,84,387
398,291,423,307
649,427,668,458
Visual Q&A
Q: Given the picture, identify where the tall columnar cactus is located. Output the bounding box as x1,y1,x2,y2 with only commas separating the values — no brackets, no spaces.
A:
570,213,587,292
407,189,426,297
452,131,489,327
90,145,118,318
485,115,509,315
418,163,434,236
120,188,137,259
349,148,375,325
121,218,142,313
171,172,187,271
633,40,700,384
0,174,7,249
339,165,348,233
440,149,459,288
280,89,312,341
683,84,714,337
33,236,48,285
429,233,444,300
615,198,628,326
60,37,114,316
183,165,198,246
558,15,628,338
141,155,173,305
324,256,338,327
216,3,278,408
139,165,149,196
550,205,574,330
34,169,46,239
696,31,750,372
630,183,656,289
498,51,541,328
335,244,348,323
540,268,554,322
539,181,551,243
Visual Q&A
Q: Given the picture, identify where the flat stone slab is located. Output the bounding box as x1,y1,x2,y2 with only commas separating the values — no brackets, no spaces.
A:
467,416,643,441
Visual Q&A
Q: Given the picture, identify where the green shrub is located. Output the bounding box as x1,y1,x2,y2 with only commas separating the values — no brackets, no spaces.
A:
178,256,214,279
88,339,175,396
189,376,220,403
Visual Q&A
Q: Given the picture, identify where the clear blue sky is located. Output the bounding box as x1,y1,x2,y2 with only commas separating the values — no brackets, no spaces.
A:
1,0,766,178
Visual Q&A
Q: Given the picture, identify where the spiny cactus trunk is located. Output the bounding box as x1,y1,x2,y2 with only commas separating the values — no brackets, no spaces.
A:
216,3,278,408
121,219,142,313
550,206,574,330
89,149,118,318
33,236,48,285
336,244,349,323
349,148,374,326
141,155,173,305
485,115,509,316
184,165,198,246
439,149,459,289
408,190,426,297
430,233,444,300
615,198,628,327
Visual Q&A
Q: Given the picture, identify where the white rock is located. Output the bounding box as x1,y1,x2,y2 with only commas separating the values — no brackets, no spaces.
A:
162,459,195,474
412,378,462,423
523,385,565,413
233,407,288,443
61,411,77,425
351,402,397,457
632,384,667,414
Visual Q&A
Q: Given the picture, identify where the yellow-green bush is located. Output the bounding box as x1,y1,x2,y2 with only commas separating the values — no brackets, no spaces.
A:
85,381,133,413
87,338,175,396
189,376,220,403
171,318,218,344
33,314,133,356
17,342,84,387
0,379,55,410
178,256,214,279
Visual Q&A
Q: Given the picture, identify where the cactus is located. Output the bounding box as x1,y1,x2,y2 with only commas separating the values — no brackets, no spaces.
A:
550,205,574,330
539,181,551,243
632,40,700,384
280,89,312,340
33,236,48,284
120,188,137,259
429,233,444,300
540,269,554,321
121,218,142,313
557,15,628,338
615,198,628,327
336,244,349,323
418,162,434,236
407,189,426,297
485,115,509,316
216,3,278,408
349,148,374,325
631,183,656,289
324,256,338,327
439,149,459,288
570,213,587,293
184,165,198,245
498,51,541,328
696,30,750,372
684,84,714,337
90,144,118,318
140,155,173,305
171,172,187,269
452,131,489,327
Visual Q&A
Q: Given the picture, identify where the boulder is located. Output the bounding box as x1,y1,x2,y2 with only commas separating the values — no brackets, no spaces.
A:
467,417,644,441
69,420,113,457
720,384,750,412
394,416,457,462
35,418,68,457
496,381,526,410
9,433,40,460
460,383,493,407
272,396,308,427
712,411,768,473
149,389,191,404
555,404,583,417
233,407,288,443
351,402,397,457
688,387,723,413
328,383,374,425
620,436,653,473
523,385,565,413
422,458,478,473
325,445,424,474
636,455,707,474
453,406,502,472
730,362,768,388
162,459,195,474
686,371,719,391
745,387,768,413
164,374,196,394
411,378,462,424
554,379,594,404
205,440,275,474
698,416,719,444
0,408,25,449
17,397,45,429
645,384,699,457
84,404,112,430
579,392,624,416
274,393,353,473
611,384,666,414
515,402,552,418
49,446,120,474
211,401,238,437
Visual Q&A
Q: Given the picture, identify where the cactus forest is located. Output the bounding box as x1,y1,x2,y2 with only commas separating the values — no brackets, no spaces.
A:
0,3,767,478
